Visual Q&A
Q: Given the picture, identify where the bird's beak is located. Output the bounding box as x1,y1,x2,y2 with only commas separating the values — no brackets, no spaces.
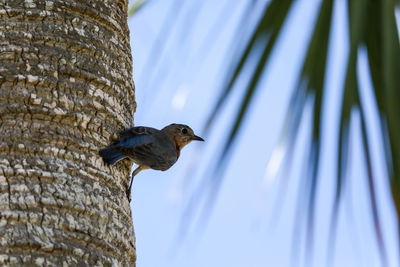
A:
192,135,204,141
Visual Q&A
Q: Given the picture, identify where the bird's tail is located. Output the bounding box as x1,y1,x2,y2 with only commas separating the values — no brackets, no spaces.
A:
99,146,126,165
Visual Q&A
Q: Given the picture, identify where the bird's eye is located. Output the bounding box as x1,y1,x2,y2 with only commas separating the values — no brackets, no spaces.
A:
181,128,188,134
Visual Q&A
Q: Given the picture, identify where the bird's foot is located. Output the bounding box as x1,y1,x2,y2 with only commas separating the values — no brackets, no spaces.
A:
126,188,132,202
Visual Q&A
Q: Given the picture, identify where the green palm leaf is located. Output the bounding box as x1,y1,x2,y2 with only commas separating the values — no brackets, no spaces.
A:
202,0,399,264
128,0,148,16
196,0,296,229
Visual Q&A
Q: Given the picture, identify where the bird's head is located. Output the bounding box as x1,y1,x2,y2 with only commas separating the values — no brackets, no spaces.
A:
164,123,204,150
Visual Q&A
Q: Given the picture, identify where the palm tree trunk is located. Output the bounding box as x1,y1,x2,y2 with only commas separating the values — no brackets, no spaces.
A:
0,0,136,265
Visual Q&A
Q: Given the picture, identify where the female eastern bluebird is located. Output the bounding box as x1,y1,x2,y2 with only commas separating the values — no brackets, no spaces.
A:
99,123,204,201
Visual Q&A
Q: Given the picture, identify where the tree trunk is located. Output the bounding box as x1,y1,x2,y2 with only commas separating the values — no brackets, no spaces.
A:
0,0,136,265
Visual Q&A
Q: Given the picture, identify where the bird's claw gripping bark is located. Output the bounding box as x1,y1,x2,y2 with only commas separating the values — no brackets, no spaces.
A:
126,178,132,202
127,190,132,202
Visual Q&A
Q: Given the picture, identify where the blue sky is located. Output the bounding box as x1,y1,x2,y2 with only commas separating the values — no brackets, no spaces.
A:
128,1,399,266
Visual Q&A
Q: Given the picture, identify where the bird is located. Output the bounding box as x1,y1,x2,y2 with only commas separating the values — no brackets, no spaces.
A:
99,123,204,201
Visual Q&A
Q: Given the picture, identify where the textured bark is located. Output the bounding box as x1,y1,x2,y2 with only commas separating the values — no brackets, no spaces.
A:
0,0,136,266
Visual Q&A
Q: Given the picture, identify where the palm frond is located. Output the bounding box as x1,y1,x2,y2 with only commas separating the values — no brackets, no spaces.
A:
204,0,295,136
327,0,365,263
179,0,297,236
190,0,296,231
136,0,185,101
128,0,148,16
201,0,399,264
288,0,334,262
381,0,400,216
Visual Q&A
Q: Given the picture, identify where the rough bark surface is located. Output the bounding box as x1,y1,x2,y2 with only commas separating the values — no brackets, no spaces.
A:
0,0,136,266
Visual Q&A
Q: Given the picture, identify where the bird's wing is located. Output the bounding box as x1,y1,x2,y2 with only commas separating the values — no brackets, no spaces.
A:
127,143,177,171
118,126,158,139
111,127,155,154
113,142,177,171
113,128,178,170
116,134,153,148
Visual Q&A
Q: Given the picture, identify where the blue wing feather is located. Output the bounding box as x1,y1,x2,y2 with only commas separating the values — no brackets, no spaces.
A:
100,126,177,169
116,134,153,148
